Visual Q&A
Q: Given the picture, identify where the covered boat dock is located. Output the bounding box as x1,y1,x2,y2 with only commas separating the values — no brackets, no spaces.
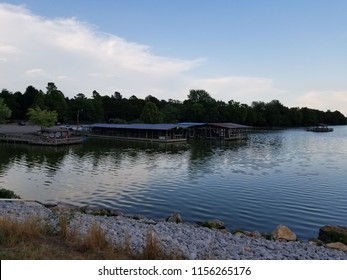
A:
89,122,251,142
89,123,186,142
178,122,251,140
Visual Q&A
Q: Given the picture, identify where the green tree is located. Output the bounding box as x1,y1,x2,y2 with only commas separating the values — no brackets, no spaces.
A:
289,107,303,127
23,86,40,111
67,93,91,122
45,82,68,122
128,95,146,121
301,107,318,126
0,89,19,119
323,110,346,125
184,89,217,122
27,107,57,129
0,98,12,123
251,101,267,126
32,90,46,109
190,103,205,122
140,101,162,123
227,100,248,124
91,90,104,122
187,89,214,103
265,100,284,127
161,103,180,123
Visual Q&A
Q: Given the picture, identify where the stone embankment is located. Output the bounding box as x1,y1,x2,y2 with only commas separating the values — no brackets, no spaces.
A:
1,200,347,260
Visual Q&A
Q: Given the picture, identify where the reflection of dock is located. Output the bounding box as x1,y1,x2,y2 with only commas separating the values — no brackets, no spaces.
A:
0,133,85,146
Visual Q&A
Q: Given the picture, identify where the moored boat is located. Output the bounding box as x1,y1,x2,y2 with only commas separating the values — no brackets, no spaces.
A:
307,124,333,132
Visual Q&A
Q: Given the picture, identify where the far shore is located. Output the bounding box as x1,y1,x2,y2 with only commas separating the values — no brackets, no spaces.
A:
0,123,67,134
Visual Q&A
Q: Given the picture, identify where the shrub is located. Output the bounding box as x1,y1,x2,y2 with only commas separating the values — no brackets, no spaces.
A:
0,188,20,199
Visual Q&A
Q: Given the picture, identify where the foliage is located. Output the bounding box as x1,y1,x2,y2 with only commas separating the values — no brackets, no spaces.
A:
161,103,180,123
0,98,12,123
27,107,57,129
140,102,162,123
0,188,20,199
1,85,346,127
91,90,104,122
45,82,68,123
187,89,214,103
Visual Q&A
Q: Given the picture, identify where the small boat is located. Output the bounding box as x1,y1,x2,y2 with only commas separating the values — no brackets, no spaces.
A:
307,124,333,132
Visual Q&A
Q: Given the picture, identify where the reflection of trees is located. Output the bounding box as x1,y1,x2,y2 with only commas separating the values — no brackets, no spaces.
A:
0,143,69,177
69,139,189,170
0,143,21,175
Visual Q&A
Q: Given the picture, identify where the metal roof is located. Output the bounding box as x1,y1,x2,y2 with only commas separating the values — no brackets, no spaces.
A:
209,123,251,129
89,123,181,131
177,122,250,129
177,122,207,128
90,122,251,130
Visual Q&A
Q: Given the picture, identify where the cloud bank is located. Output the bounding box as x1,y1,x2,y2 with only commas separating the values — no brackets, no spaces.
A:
297,90,347,115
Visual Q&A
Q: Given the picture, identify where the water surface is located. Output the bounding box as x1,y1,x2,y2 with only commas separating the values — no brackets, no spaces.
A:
1,126,346,239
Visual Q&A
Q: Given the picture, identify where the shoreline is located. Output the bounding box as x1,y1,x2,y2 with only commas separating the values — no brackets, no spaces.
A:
1,199,346,260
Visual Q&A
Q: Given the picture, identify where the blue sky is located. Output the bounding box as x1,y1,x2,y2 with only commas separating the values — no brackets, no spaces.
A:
1,0,347,114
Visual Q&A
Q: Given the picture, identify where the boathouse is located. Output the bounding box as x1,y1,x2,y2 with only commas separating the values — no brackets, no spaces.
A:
178,122,251,140
89,122,251,142
89,123,186,142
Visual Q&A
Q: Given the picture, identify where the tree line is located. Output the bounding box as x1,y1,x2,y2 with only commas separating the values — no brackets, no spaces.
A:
1,83,346,126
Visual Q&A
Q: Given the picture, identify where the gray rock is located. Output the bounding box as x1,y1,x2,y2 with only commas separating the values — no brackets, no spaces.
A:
166,212,183,223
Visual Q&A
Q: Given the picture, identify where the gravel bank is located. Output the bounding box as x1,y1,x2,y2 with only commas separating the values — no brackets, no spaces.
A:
1,200,346,260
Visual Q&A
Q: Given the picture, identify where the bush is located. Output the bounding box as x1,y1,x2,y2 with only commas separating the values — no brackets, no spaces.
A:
0,188,20,199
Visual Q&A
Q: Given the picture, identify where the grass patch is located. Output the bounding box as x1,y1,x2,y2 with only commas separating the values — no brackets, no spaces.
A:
140,228,164,259
0,216,181,260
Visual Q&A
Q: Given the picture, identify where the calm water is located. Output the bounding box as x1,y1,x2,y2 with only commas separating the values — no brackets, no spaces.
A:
1,126,347,239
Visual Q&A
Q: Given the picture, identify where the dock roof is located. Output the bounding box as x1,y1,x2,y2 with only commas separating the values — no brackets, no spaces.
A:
90,122,251,130
209,123,251,129
177,122,251,129
89,123,181,131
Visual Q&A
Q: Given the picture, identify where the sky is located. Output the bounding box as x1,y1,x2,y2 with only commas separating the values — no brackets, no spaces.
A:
1,0,347,114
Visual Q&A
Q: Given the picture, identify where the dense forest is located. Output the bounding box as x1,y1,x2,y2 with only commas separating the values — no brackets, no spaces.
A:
1,83,346,127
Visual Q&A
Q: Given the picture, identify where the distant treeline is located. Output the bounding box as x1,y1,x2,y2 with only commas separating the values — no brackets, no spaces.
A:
1,83,346,126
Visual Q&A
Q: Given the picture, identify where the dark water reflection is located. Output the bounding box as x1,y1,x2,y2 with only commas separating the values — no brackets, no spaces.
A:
1,126,347,239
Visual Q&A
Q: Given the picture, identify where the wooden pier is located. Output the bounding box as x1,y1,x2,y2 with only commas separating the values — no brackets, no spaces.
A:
0,133,85,146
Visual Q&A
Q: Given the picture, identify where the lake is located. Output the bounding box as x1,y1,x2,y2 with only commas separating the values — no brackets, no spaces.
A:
1,126,346,240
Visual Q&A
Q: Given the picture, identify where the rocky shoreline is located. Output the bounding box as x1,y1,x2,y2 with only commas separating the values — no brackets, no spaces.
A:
0,199,346,260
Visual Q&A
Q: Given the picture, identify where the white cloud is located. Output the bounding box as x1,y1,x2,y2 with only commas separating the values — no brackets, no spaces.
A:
0,42,21,55
25,68,46,77
185,76,286,103
296,90,347,115
0,3,201,97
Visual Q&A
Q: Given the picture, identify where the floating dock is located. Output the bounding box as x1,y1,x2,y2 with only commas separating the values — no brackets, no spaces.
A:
0,133,85,146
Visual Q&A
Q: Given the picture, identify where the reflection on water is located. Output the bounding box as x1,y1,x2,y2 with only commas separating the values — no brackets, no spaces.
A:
1,127,347,239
